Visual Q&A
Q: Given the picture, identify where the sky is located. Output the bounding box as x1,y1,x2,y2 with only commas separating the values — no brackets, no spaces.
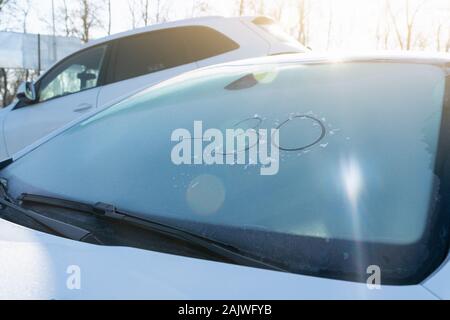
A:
1,0,450,52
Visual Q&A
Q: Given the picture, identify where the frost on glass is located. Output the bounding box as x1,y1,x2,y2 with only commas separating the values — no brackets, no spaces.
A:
5,62,447,245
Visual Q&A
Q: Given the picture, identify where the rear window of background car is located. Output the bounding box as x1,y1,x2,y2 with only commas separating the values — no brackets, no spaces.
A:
113,26,240,83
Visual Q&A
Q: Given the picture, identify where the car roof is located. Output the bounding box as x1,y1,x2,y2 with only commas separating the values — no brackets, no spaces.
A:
86,16,250,49
34,16,255,83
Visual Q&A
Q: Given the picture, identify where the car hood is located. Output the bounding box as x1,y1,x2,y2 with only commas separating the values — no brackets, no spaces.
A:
0,218,439,300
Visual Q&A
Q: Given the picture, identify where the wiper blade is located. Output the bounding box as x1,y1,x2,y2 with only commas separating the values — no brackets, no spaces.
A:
0,158,13,170
0,184,98,243
19,193,287,273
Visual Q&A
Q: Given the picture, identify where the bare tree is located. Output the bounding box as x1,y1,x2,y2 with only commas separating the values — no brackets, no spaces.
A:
0,0,15,29
191,0,211,17
375,0,391,49
271,0,286,21
128,0,152,28
436,22,442,51
446,27,450,52
238,0,245,16
5,0,29,32
40,0,73,37
326,1,333,50
141,0,149,26
237,0,261,16
40,0,104,42
0,67,23,108
107,0,112,35
0,0,12,12
60,0,74,36
0,68,8,107
297,0,310,46
128,0,138,29
155,0,161,23
75,0,104,43
387,0,426,50
12,0,33,86
433,10,450,52
256,0,265,15
0,0,13,107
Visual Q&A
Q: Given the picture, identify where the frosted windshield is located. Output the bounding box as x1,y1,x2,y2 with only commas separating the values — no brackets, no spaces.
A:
4,62,447,245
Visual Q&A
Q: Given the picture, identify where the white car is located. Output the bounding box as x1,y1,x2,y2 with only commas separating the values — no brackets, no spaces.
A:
0,16,305,160
1,53,449,300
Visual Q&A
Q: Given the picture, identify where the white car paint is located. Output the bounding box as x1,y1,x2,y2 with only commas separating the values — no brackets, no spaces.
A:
0,218,437,300
3,87,101,159
0,16,305,160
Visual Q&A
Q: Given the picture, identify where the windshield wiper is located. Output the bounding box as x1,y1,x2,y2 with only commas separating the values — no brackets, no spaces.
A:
0,182,99,243
18,193,287,273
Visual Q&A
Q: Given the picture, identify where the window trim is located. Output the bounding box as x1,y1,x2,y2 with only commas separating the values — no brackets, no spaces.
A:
37,44,111,103
15,43,112,109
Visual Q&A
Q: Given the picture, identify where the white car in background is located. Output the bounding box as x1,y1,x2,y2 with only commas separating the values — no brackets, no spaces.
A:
0,16,305,160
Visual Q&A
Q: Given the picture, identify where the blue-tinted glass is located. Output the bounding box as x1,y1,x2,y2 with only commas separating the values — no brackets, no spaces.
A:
5,62,446,245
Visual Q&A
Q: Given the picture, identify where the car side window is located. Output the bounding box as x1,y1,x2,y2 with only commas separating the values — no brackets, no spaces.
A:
112,26,239,83
113,28,191,83
183,26,240,61
38,45,107,102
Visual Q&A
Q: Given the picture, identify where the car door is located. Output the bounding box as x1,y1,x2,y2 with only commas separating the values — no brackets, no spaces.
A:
97,27,197,107
3,44,108,156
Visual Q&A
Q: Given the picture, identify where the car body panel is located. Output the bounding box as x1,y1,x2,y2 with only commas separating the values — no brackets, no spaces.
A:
0,218,437,300
84,16,299,55
3,87,101,156
97,63,198,109
239,17,306,55
423,255,450,299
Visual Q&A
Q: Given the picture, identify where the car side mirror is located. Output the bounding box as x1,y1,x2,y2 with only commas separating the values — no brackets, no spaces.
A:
16,81,37,104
